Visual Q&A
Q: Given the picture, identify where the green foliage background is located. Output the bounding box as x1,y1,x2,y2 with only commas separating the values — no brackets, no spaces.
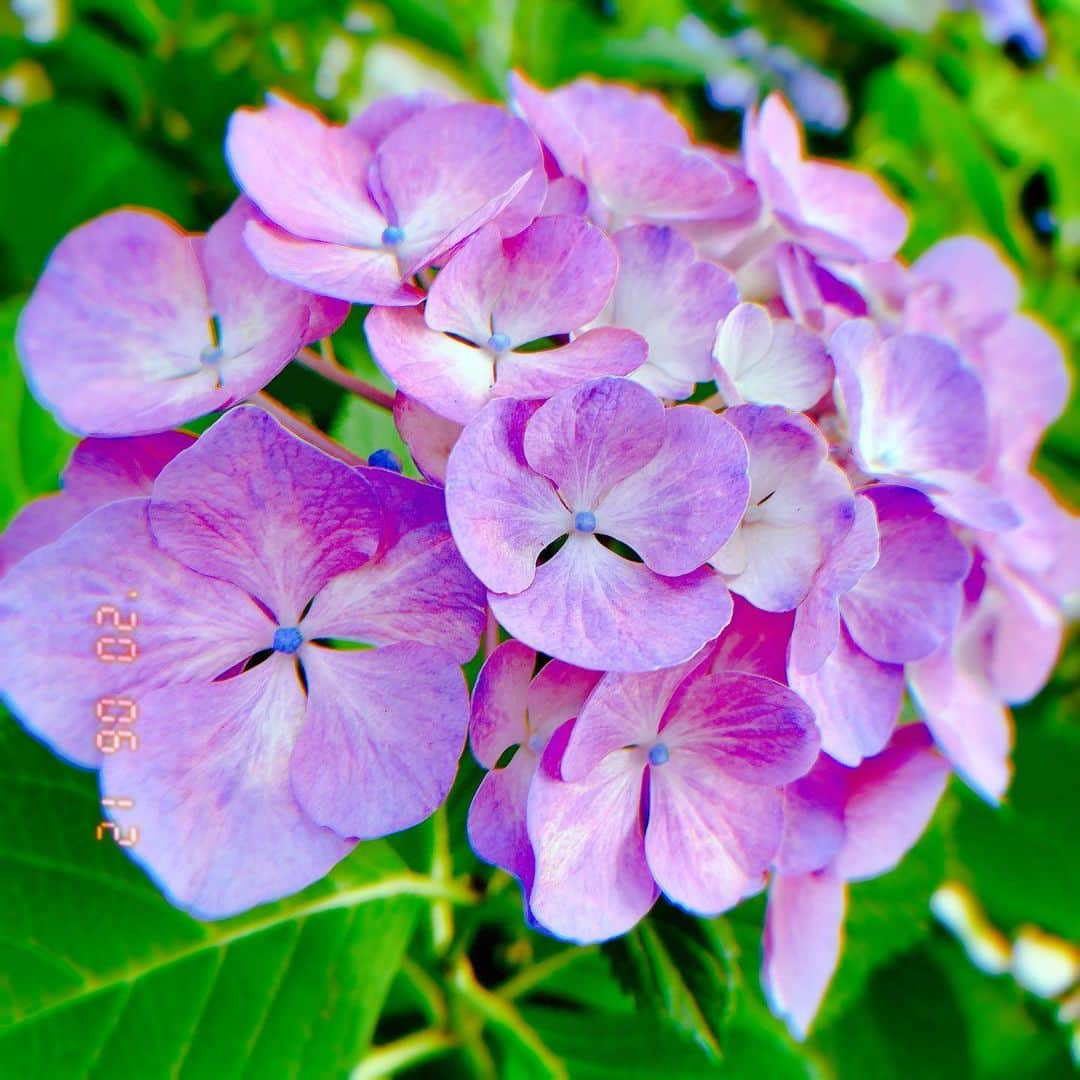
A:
0,1,1077,1076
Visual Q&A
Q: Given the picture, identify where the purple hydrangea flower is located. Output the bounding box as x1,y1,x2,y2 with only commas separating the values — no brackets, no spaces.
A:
740,93,908,265
905,237,1069,474
467,641,600,889
509,71,758,232
445,377,750,671
712,302,833,411
831,319,1017,532
366,215,646,423
586,224,738,399
392,392,464,485
226,93,546,304
16,198,346,436
763,725,950,1038
0,431,193,577
709,405,855,612
789,485,970,764
0,407,484,917
527,649,819,942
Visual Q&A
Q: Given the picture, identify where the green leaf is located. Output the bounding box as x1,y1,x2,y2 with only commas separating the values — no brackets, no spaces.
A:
0,296,75,528
0,712,424,1076
0,101,195,294
948,720,1080,941
812,944,974,1080
606,904,734,1059
510,1006,723,1079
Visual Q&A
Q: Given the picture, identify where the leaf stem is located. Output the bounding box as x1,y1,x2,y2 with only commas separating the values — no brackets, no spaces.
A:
430,806,455,956
484,606,499,659
497,945,596,1001
297,346,396,412
351,1027,458,1080
248,393,367,467
400,955,449,1026
450,955,568,1079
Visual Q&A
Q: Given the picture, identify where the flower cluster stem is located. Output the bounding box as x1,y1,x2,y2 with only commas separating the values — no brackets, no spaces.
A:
296,346,396,412
352,1027,458,1080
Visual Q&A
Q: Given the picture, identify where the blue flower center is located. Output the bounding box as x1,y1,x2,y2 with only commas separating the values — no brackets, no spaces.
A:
487,332,512,353
367,448,402,473
381,225,405,246
272,626,303,654
574,510,597,533
200,345,224,366
648,742,670,766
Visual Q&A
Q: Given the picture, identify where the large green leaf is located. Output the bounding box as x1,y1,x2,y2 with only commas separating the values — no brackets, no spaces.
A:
0,712,424,1076
0,102,195,294
606,903,734,1059
0,296,75,528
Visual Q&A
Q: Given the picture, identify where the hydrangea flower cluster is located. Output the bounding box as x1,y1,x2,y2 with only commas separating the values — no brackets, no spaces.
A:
2,73,1074,1038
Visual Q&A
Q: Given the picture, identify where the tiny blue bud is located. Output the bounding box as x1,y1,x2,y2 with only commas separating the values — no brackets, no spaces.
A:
272,626,303,654
486,332,512,354
574,510,597,533
367,448,403,473
381,225,405,246
648,743,670,766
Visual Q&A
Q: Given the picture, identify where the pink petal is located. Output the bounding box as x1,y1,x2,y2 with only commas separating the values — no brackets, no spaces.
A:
375,103,545,273
468,749,539,886
522,378,666,510
660,672,820,786
713,302,832,411
493,215,619,346
789,495,879,676
490,533,734,673
908,644,1012,804
589,140,746,225
366,305,494,424
561,659,708,782
225,93,384,245
0,431,194,575
598,405,750,575
834,725,950,881
423,225,507,344
978,313,1069,469
492,328,647,401
762,871,846,1039
347,91,448,148
840,485,970,664
102,658,353,920
789,625,903,766
527,724,657,943
526,659,603,745
16,209,212,435
836,328,990,479
775,760,847,876
0,498,270,768
393,393,463,484
602,225,738,397
203,196,347,344
470,639,537,768
646,761,782,914
300,508,485,664
911,236,1020,334
445,398,569,595
148,407,384,622
291,643,468,837
712,405,854,612
243,219,422,306
708,596,794,684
